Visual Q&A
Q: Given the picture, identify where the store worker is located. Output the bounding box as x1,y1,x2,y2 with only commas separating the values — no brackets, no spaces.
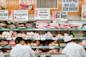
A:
10,37,34,57
62,35,86,57
24,40,35,57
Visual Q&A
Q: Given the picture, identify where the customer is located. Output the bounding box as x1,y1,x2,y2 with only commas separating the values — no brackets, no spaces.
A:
24,40,35,57
62,35,86,57
10,37,33,57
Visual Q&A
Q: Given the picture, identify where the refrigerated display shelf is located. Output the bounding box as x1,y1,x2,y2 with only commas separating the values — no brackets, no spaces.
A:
0,38,85,41
0,46,86,49
31,46,61,49
0,28,86,31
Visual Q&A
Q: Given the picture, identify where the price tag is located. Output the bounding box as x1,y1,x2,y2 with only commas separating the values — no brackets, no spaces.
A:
13,10,28,21
35,8,50,20
0,10,8,20
81,4,86,20
41,38,46,40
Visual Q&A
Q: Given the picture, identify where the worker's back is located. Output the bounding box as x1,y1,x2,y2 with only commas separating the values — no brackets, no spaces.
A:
10,44,31,57
62,42,86,57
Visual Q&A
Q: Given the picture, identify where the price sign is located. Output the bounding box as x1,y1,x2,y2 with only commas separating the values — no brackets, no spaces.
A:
0,10,8,20
13,10,28,21
62,0,79,12
81,4,86,20
35,8,50,20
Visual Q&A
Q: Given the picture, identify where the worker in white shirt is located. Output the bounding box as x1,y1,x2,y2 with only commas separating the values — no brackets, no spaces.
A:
62,34,86,57
24,40,35,57
10,37,34,57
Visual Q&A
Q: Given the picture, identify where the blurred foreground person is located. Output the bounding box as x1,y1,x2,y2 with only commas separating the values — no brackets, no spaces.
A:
10,37,34,57
62,34,86,57
24,40,35,57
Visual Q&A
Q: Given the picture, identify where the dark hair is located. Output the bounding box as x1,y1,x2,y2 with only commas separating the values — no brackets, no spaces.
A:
15,37,24,44
25,40,31,44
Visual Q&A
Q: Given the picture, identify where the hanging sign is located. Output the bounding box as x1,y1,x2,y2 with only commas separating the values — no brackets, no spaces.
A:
0,10,9,20
19,0,36,10
13,10,28,21
35,8,50,20
0,0,7,10
62,0,79,12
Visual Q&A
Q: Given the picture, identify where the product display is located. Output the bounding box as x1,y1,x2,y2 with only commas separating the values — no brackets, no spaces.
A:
0,0,86,57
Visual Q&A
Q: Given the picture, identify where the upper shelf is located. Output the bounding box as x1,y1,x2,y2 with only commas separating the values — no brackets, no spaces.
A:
0,38,86,41
0,28,86,31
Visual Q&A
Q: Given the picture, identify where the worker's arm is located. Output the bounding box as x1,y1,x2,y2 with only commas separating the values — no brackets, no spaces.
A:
30,49,35,57
28,46,35,57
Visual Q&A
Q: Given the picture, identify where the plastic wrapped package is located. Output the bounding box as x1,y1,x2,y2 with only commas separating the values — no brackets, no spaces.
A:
0,23,6,28
36,21,49,29
17,32,27,38
27,32,34,38
9,40,16,47
32,33,40,39
49,40,58,46
2,31,11,38
25,23,34,28
48,49,59,54
55,34,63,39
43,32,53,38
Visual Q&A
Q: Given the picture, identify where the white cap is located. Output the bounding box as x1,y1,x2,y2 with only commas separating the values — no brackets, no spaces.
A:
64,35,73,42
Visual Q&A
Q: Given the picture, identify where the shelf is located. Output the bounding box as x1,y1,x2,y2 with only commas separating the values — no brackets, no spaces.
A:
32,46,86,49
0,46,12,49
32,46,60,49
0,46,61,49
0,38,86,41
0,46,86,49
0,28,86,31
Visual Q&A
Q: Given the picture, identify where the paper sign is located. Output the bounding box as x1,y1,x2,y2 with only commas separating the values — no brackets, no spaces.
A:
61,12,67,18
62,0,79,12
0,10,8,20
51,10,61,20
13,10,28,21
81,4,86,20
35,8,50,20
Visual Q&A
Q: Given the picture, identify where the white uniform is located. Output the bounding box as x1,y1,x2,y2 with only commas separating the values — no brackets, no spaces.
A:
10,44,33,57
62,42,86,57
24,45,35,57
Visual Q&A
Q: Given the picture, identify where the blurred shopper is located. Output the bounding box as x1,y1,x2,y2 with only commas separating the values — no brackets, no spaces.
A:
10,37,34,57
62,35,86,57
24,40,35,57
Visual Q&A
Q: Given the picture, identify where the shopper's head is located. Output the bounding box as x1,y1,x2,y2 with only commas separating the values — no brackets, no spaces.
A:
25,40,31,45
15,37,25,45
